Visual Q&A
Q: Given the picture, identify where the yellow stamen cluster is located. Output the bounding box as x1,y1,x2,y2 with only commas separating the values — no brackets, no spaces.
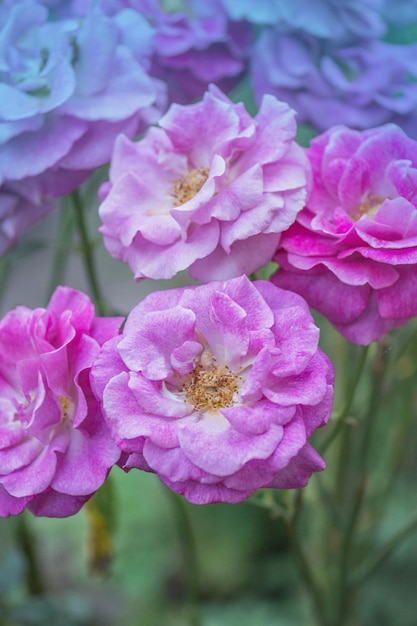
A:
354,193,383,220
58,395,72,421
180,352,241,413
172,167,209,206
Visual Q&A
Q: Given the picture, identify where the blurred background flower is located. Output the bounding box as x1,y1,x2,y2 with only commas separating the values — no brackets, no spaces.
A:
0,0,165,253
116,0,253,105
221,0,386,41
250,32,417,134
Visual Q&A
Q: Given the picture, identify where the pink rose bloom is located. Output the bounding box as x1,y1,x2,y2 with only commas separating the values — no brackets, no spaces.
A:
0,287,123,517
98,85,310,282
272,124,417,345
91,276,334,505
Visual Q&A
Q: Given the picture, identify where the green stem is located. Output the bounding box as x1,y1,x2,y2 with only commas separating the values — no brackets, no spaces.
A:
0,251,12,304
315,473,341,528
334,413,355,509
71,190,106,316
85,477,116,577
16,514,44,596
350,511,417,587
166,490,201,626
333,342,388,626
318,345,369,456
247,490,291,519
394,323,417,360
285,490,330,626
46,197,75,300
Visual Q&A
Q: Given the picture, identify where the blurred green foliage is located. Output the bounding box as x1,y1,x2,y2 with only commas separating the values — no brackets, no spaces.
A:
1,417,417,626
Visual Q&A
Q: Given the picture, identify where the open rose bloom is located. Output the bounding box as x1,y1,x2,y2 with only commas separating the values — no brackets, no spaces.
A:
273,124,417,345
91,276,334,505
0,287,122,517
98,85,310,282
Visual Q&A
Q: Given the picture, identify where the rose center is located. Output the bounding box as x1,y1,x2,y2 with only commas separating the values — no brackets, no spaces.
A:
179,349,241,413
59,395,73,422
172,167,209,206
354,193,384,220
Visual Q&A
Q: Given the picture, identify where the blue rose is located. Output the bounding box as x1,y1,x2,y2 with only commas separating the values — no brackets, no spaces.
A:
0,0,165,253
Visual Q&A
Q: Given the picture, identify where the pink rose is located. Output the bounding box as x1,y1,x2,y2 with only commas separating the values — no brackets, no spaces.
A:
91,276,334,505
273,124,417,344
98,85,310,282
0,287,122,517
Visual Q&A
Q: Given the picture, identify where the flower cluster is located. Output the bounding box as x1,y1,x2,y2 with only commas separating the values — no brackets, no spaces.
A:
98,85,310,282
91,276,334,505
3,0,417,522
272,123,417,345
0,287,122,517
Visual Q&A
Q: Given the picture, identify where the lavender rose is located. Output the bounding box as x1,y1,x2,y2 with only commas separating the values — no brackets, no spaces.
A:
272,123,417,345
250,30,417,134
0,287,122,517
98,85,310,282
121,0,253,105
221,0,386,41
91,275,334,505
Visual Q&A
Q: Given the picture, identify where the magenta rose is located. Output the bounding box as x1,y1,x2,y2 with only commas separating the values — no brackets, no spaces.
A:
98,85,310,282
0,287,123,517
91,275,334,505
272,123,417,345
